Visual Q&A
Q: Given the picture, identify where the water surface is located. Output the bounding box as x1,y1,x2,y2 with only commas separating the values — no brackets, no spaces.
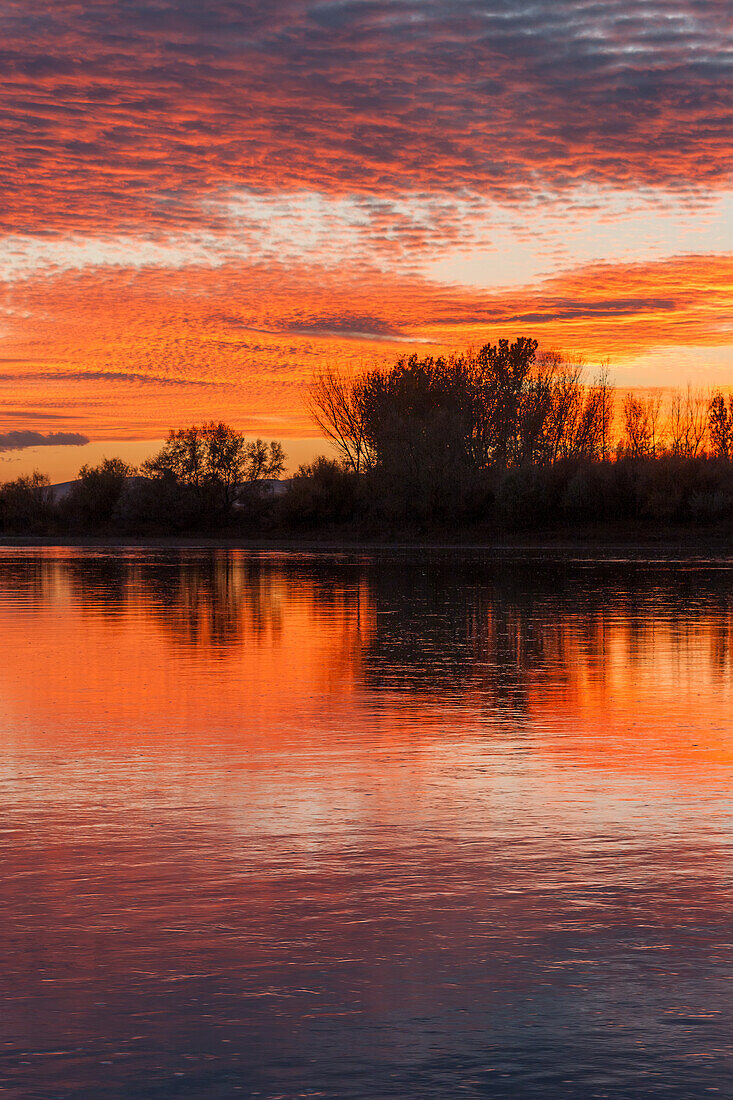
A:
1,548,732,1098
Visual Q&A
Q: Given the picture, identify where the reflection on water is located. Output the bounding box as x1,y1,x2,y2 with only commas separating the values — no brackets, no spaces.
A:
1,548,732,1098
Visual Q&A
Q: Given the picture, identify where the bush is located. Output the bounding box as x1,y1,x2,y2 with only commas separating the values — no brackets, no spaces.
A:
279,458,362,528
496,463,569,528
561,461,627,521
493,456,733,530
116,475,205,533
635,456,733,522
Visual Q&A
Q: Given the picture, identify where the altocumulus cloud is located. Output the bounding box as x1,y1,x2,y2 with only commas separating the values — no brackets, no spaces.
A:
1,0,732,433
0,430,90,452
1,0,732,235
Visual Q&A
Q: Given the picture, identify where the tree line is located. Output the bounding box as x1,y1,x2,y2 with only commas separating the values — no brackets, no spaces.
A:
310,339,733,472
303,338,733,527
0,423,284,533
2,338,733,535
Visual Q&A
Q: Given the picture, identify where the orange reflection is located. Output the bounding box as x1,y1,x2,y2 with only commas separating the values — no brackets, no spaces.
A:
1,551,732,787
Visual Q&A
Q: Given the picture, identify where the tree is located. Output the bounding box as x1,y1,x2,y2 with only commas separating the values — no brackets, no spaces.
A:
668,385,708,457
708,391,733,459
144,425,210,492
308,340,619,515
313,339,545,480
64,457,134,528
526,351,585,464
585,366,615,461
241,438,286,483
621,393,662,457
311,340,619,472
143,422,285,511
0,471,54,532
308,367,372,473
474,337,539,467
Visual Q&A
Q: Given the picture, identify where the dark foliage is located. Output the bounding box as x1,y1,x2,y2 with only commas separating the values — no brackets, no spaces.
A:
496,456,733,528
116,474,208,534
126,423,286,532
143,423,284,513
61,457,134,530
279,458,363,529
708,392,733,460
0,471,56,533
4,358,733,538
309,341,613,521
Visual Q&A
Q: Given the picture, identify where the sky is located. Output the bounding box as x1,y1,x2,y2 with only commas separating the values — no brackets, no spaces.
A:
1,0,732,478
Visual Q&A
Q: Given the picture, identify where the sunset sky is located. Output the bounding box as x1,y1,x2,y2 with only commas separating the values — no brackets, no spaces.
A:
1,0,732,478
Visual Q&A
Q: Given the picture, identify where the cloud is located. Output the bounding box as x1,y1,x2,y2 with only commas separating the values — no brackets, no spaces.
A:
1,252,732,439
0,0,731,238
59,370,224,387
0,430,90,451
1,1,730,438
286,314,407,340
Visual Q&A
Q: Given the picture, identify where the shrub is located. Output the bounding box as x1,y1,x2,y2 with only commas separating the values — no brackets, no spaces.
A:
279,458,362,528
635,456,733,521
116,475,204,533
561,461,627,521
496,463,568,528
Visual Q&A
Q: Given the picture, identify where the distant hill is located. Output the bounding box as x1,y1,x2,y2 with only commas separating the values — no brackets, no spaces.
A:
48,475,148,504
48,480,75,503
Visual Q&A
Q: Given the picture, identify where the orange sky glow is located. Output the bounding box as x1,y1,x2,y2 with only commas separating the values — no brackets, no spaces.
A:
1,1,732,478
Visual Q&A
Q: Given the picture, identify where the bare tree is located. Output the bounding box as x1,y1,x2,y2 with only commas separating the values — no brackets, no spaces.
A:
521,357,615,463
668,385,708,457
621,392,663,457
308,366,372,473
591,365,615,460
689,388,708,456
547,369,584,462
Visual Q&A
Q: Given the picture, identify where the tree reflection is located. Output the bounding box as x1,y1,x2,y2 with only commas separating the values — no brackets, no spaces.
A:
0,551,731,702
128,554,273,652
356,557,733,713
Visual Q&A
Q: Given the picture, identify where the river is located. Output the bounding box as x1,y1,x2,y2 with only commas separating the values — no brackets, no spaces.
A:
1,548,732,1097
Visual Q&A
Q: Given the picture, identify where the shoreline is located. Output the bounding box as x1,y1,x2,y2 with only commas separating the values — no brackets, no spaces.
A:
1,523,732,557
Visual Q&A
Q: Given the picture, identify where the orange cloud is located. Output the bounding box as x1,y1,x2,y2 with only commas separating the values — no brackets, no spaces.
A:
1,1,732,447
1,252,731,440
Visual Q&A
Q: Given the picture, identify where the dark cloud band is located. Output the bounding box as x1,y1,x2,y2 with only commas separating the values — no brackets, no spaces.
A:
0,430,90,452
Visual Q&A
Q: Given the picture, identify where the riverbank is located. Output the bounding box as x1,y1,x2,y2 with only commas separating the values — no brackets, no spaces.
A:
1,520,732,556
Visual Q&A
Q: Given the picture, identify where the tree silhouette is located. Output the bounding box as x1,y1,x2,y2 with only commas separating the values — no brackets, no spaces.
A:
143,422,284,510
708,392,733,459
65,457,134,528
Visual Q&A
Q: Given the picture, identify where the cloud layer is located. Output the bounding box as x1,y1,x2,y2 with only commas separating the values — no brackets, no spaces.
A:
1,0,732,236
1,1,732,444
2,252,732,438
